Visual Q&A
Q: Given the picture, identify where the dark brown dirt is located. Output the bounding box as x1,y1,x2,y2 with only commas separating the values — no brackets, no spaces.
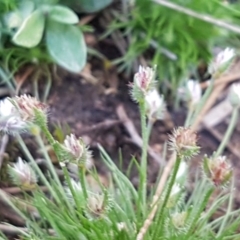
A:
47,69,172,184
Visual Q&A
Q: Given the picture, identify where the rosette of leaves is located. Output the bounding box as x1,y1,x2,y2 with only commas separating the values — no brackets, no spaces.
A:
2,0,87,73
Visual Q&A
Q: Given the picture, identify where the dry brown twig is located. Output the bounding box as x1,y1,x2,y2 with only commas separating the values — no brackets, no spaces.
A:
192,72,240,131
2,186,48,194
0,224,55,236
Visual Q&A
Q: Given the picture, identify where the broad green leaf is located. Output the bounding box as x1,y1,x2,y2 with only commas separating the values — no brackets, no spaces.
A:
49,5,79,24
60,0,112,13
12,10,45,48
46,20,86,73
18,0,35,19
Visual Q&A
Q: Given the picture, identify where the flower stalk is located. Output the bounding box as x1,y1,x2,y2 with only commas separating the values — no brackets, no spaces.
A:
185,187,214,239
138,100,153,214
152,154,182,238
79,167,88,200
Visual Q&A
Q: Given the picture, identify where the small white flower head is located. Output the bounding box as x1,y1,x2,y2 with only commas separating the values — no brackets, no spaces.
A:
130,65,156,102
203,155,232,187
0,95,48,134
169,127,199,158
0,98,28,134
208,47,235,77
228,83,240,107
86,191,113,219
8,157,37,190
178,80,202,106
63,134,92,169
145,89,165,121
186,80,202,105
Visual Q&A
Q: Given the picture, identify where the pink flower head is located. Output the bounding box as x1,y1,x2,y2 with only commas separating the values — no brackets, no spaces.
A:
63,134,92,169
134,66,155,92
64,134,84,160
203,155,232,187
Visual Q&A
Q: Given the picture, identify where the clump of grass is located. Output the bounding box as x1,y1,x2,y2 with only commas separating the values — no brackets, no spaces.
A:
0,49,240,240
107,0,240,91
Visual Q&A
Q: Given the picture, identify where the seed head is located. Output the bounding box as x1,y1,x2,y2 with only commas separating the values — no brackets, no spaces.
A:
169,127,199,158
8,157,37,190
203,155,232,187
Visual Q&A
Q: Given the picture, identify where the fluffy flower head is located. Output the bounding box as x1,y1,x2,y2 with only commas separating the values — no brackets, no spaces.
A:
86,191,113,218
0,95,48,134
12,95,48,122
130,65,156,102
0,98,28,134
8,157,37,190
63,134,92,169
134,66,155,91
64,134,84,160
